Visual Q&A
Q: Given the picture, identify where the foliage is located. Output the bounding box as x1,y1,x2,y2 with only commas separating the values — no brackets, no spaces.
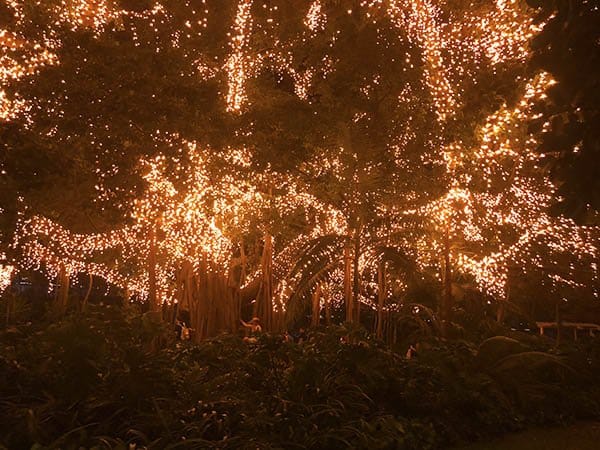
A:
529,0,600,220
1,305,600,449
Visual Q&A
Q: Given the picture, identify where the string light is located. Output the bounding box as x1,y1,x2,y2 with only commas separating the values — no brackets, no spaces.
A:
415,73,599,299
226,0,254,112
0,252,14,294
3,1,598,311
15,137,347,303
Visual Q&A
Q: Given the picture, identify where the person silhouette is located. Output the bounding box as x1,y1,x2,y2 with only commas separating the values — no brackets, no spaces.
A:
241,317,262,343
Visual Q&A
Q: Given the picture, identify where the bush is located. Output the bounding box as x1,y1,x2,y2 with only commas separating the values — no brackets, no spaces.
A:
1,307,600,449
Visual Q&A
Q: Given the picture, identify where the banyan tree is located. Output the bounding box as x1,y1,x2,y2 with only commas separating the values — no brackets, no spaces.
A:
4,1,599,340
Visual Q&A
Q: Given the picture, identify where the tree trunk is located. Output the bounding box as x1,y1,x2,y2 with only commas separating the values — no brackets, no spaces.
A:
555,297,562,348
376,261,385,339
352,223,361,324
441,224,452,336
172,300,179,324
55,263,70,316
226,241,247,334
177,254,239,342
324,285,331,325
176,260,196,337
81,273,93,313
254,233,274,331
311,283,321,327
496,300,506,324
235,242,246,327
148,224,159,311
5,293,13,326
344,241,353,323
497,269,511,323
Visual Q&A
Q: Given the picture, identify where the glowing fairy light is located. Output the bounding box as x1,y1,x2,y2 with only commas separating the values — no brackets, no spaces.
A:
479,0,542,65
415,72,599,299
305,1,326,33
4,1,597,317
226,0,254,112
0,252,14,294
386,0,457,121
0,90,26,121
58,0,119,32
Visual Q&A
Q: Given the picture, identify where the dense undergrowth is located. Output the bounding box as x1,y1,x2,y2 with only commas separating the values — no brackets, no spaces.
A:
1,305,599,449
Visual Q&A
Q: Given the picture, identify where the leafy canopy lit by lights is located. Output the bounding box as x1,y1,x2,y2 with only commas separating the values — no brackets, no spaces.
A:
1,0,597,307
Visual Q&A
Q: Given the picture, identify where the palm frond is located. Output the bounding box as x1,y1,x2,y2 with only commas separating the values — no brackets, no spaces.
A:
284,235,346,325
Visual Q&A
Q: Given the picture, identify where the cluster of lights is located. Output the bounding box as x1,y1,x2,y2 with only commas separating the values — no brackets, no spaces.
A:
3,1,598,314
0,27,58,121
415,73,599,299
226,0,254,112
0,253,14,294
57,0,119,33
305,1,326,33
16,140,267,300
387,0,456,121
477,0,543,66
16,137,349,304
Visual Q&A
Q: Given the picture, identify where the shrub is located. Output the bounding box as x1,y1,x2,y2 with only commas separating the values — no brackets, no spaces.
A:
1,308,599,449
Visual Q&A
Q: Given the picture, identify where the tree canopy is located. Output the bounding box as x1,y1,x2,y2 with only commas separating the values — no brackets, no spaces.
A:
1,0,598,332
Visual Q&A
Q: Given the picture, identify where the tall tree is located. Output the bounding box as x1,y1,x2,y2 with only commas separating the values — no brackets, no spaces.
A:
4,0,598,337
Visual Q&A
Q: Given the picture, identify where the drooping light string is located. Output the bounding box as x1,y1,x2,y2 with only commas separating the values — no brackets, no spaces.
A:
15,136,349,303
386,0,457,121
0,27,58,121
226,0,254,112
0,252,14,294
415,73,599,300
15,139,262,300
305,1,326,33
4,1,598,310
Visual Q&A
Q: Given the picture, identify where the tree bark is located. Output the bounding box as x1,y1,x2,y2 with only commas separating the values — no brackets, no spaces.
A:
441,224,452,336
311,283,321,327
81,273,93,313
254,233,274,330
324,284,331,325
352,222,362,324
56,263,70,316
496,300,506,324
148,224,159,311
344,241,353,323
376,261,385,339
